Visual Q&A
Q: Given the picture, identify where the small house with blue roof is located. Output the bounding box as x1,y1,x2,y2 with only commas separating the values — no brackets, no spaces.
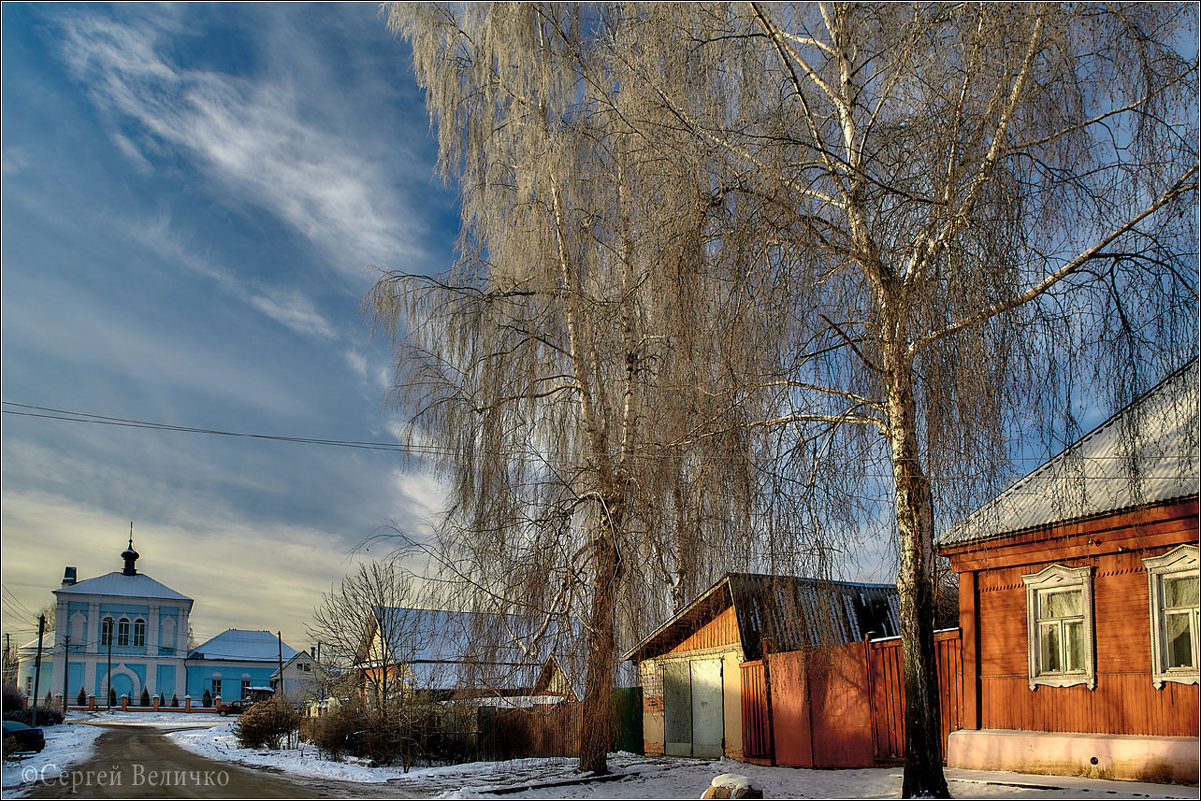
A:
186,629,300,702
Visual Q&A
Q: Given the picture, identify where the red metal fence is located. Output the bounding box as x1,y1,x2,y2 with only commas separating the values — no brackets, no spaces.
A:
753,629,962,768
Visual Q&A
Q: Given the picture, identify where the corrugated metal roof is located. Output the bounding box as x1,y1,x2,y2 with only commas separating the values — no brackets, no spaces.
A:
189,629,299,662
623,573,900,663
938,359,1200,547
53,571,192,602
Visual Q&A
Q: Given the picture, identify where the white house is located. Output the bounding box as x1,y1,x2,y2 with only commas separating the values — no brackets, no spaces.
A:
270,649,322,703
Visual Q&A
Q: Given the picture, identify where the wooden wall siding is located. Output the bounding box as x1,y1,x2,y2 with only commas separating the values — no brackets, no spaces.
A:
971,543,1200,737
668,605,741,655
869,631,963,761
740,660,771,759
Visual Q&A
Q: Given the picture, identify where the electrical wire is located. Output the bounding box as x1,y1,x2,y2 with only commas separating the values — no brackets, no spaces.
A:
3,400,1191,478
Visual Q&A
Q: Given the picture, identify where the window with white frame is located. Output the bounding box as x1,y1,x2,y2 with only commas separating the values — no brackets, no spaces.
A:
1143,544,1199,689
133,619,146,647
101,617,114,646
1021,564,1095,689
117,618,130,647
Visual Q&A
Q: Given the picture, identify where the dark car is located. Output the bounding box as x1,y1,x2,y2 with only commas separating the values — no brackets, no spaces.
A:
3,720,46,753
215,699,250,716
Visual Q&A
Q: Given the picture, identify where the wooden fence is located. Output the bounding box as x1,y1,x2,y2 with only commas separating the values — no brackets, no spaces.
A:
475,688,645,761
478,703,582,761
744,629,962,768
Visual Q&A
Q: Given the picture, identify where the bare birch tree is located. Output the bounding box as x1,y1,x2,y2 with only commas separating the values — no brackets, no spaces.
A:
605,3,1197,795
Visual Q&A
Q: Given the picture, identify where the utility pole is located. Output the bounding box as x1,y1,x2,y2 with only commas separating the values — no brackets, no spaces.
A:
277,631,284,700
32,615,45,726
62,635,71,710
3,633,12,687
107,625,113,710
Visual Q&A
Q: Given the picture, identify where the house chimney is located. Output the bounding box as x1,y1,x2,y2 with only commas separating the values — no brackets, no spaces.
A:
310,647,316,659
62,567,77,587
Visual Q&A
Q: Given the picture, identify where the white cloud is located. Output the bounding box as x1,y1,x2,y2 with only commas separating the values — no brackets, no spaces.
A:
2,145,31,175
58,11,427,281
128,211,338,342
389,468,448,539
247,288,336,341
344,350,368,382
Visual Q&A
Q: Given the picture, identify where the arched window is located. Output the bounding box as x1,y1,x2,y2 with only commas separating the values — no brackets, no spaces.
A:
133,619,146,647
101,617,114,646
160,617,176,655
117,618,131,647
70,612,86,647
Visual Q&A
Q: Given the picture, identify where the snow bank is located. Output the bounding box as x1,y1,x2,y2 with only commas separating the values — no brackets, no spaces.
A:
2,722,105,795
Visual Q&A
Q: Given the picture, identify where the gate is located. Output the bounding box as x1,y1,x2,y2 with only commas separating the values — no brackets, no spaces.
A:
740,660,771,759
868,629,963,762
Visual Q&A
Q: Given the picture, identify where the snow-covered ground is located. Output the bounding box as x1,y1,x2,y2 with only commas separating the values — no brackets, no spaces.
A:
2,721,105,794
168,723,1198,799
8,712,1192,799
73,709,227,728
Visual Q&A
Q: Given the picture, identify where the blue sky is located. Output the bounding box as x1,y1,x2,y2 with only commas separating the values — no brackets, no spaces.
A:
2,3,458,649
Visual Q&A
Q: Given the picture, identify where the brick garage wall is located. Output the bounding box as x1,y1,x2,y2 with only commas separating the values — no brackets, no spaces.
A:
640,660,665,755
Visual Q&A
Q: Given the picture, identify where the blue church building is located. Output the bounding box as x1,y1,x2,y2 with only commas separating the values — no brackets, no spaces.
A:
22,537,301,706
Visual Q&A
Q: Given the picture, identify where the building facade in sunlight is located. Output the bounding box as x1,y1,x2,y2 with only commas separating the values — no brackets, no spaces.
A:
17,539,303,707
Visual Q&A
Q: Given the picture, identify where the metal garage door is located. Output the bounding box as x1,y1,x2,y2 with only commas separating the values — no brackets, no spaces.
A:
663,661,692,756
663,658,725,757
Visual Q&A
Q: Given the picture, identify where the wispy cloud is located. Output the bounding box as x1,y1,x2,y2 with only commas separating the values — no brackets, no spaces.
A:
131,210,338,341
58,11,428,280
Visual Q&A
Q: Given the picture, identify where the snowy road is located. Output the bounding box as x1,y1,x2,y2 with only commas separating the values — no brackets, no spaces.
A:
20,725,408,799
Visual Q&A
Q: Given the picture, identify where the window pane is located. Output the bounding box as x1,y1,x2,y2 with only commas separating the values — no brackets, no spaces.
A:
1065,620,1085,671
1040,623,1062,672
1166,611,1194,669
1040,589,1081,619
1164,575,1199,608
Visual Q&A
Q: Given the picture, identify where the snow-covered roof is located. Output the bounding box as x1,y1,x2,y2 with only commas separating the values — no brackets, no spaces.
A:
188,629,298,662
938,359,1200,548
367,608,579,694
54,571,192,602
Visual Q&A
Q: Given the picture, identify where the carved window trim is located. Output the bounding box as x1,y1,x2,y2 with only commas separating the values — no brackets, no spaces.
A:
1144,544,1200,689
1021,564,1096,690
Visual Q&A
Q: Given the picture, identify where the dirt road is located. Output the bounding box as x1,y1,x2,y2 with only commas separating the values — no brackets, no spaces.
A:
25,725,407,799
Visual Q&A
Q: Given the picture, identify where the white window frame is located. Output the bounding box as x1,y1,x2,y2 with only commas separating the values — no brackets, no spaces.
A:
1021,564,1096,690
1143,544,1200,689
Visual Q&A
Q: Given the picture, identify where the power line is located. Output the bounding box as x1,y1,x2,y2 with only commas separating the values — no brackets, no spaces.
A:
2,400,1194,478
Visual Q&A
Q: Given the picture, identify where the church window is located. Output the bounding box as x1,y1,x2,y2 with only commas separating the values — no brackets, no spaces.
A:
101,617,114,646
133,619,146,647
117,618,130,647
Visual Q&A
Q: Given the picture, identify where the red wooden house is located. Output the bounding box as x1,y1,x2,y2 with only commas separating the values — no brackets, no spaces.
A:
939,359,1199,784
